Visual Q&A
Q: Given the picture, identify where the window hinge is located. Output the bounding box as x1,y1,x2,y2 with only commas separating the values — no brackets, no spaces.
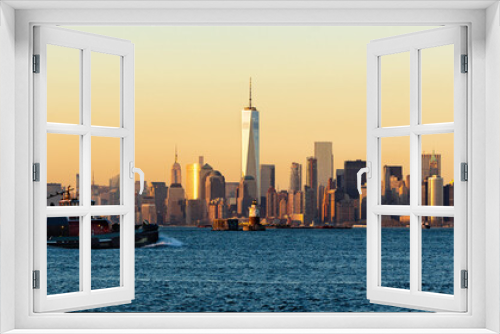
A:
33,54,40,73
461,270,468,289
461,162,468,182
461,54,468,73
33,163,40,182
33,270,40,289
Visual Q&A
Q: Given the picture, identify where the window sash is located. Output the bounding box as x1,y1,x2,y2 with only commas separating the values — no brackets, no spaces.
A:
32,25,136,313
366,26,468,312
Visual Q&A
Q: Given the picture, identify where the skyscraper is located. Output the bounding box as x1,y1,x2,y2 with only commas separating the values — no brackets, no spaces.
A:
171,147,182,185
205,170,226,203
186,163,201,200
306,157,318,219
315,142,333,188
237,175,257,217
242,78,260,203
260,164,275,199
422,151,442,181
199,163,214,201
289,162,302,192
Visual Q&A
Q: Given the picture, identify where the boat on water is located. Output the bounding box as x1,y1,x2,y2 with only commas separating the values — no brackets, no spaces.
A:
46,186,159,249
47,217,160,249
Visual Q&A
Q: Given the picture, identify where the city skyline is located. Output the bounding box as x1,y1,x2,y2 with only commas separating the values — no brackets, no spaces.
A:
48,26,454,189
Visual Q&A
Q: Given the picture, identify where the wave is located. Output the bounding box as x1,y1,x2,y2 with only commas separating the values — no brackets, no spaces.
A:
142,235,184,248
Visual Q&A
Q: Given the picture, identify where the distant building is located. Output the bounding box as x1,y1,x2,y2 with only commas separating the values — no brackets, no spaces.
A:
200,163,214,201
186,199,205,225
336,169,345,190
151,182,168,224
237,175,256,217
321,178,335,223
289,162,302,192
422,151,442,181
186,163,201,200
444,182,454,206
303,186,315,224
47,183,63,206
141,203,157,224
428,175,444,226
306,157,318,219
208,198,227,223
383,165,403,204
266,187,278,218
206,171,226,203
279,197,288,219
336,197,358,225
315,142,333,188
260,164,275,217
260,164,275,198
171,148,182,185
241,79,260,203
166,184,185,225
345,160,366,199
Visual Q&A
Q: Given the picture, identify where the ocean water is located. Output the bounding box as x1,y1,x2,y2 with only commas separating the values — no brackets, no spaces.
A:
46,227,454,312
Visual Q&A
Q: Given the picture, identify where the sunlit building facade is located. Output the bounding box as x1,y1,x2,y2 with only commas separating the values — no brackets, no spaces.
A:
314,141,333,188
186,163,201,200
242,80,260,203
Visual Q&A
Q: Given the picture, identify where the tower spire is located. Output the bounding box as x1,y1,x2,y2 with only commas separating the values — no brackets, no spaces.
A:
175,145,178,163
249,77,252,108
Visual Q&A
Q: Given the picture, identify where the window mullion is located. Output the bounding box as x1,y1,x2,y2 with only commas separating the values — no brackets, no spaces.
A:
409,47,420,294
81,47,92,293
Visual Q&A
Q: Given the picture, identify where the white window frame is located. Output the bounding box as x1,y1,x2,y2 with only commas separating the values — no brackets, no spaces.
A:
0,1,499,333
366,26,468,312
33,26,136,313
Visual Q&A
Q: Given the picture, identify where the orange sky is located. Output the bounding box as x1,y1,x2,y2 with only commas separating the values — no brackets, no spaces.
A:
47,26,455,191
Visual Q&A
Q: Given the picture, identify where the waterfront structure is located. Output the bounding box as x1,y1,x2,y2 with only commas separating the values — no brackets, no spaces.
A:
171,147,182,185
241,79,260,202
315,142,333,188
345,160,366,199
237,175,256,217
306,157,318,219
186,163,201,200
205,170,226,204
151,182,168,224
289,162,302,192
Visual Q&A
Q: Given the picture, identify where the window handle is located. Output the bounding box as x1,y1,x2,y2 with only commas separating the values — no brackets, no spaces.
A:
129,162,145,195
357,162,371,195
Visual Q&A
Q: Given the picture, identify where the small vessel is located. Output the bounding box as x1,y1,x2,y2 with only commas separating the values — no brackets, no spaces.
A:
47,186,159,249
47,217,159,249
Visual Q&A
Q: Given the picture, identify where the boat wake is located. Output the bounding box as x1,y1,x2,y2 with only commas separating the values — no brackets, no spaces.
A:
142,235,184,248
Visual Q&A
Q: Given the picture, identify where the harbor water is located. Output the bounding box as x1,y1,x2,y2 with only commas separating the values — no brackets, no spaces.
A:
47,227,454,312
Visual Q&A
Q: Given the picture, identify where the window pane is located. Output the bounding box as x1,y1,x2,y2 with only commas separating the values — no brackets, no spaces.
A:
91,215,121,290
47,216,81,295
91,52,121,127
381,137,410,205
47,133,80,206
381,215,410,289
421,45,454,124
47,45,81,124
421,133,454,206
91,137,121,206
421,217,454,294
380,52,410,127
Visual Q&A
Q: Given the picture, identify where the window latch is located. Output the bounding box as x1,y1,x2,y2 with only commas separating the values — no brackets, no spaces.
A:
129,162,145,195
357,162,371,195
461,270,468,289
33,163,40,182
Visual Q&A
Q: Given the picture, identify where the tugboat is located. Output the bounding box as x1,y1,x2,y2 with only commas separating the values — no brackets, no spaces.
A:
47,186,159,249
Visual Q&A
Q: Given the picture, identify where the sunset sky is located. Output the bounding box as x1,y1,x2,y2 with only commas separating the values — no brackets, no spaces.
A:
47,26,455,192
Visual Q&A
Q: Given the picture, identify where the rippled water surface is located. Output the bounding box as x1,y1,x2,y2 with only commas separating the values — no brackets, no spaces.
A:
46,227,454,312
